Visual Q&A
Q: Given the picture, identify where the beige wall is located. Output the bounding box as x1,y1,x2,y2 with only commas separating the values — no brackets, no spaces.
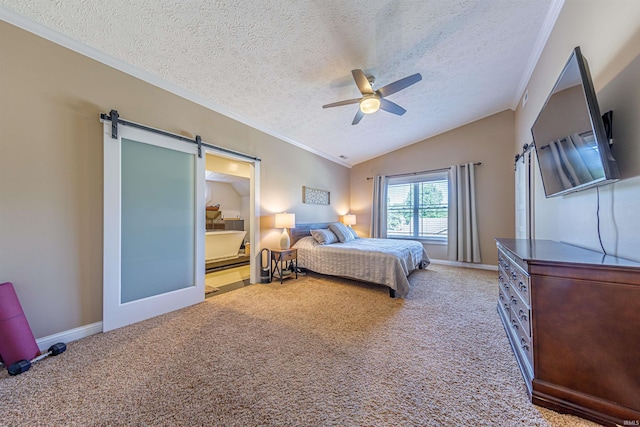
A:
0,22,350,338
514,0,640,260
350,110,516,265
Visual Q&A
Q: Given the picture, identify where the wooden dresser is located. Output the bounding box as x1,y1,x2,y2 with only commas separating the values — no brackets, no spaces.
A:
496,238,640,426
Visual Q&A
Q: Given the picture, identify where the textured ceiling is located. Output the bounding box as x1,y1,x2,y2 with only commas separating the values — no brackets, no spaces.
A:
1,0,558,166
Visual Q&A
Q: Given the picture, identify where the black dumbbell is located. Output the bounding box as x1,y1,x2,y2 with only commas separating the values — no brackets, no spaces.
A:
8,359,30,376
7,342,66,376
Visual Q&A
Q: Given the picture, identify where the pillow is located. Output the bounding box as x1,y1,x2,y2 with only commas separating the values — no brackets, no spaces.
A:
310,229,338,245
347,226,359,240
328,222,355,243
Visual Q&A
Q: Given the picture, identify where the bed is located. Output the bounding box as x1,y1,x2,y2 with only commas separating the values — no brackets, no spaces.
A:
291,223,429,298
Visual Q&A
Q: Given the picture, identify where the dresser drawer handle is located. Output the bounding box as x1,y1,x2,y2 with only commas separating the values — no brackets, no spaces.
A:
511,319,519,330
519,309,527,322
503,303,510,311
519,282,527,293
520,338,529,351
511,297,517,305
499,293,505,301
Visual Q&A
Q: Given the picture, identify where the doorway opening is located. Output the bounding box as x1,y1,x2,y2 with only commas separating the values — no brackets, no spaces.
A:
204,152,259,296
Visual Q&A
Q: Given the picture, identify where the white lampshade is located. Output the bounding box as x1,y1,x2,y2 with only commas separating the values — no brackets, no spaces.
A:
275,213,296,229
343,214,356,226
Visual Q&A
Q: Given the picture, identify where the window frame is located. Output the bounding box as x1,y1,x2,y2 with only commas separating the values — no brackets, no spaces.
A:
386,171,449,245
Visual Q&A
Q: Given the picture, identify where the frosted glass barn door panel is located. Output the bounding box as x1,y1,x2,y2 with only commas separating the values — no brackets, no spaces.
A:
103,122,204,332
121,139,194,302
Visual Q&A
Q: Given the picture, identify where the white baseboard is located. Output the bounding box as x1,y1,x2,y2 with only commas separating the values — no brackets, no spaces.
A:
36,322,103,351
429,258,498,271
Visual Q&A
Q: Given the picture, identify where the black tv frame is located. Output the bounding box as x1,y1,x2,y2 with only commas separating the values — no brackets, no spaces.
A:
531,46,619,198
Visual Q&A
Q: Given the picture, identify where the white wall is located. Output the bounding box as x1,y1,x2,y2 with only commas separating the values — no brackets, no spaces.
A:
514,0,640,261
206,181,251,241
207,181,243,219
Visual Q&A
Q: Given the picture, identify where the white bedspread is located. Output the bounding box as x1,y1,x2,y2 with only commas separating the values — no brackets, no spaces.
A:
292,236,430,297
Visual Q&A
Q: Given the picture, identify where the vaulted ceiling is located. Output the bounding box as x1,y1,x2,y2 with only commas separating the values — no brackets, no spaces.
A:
0,0,560,166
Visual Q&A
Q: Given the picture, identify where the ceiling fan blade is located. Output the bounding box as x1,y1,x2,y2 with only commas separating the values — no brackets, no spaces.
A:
351,69,374,95
379,98,406,116
322,98,361,109
352,109,365,125
378,73,422,98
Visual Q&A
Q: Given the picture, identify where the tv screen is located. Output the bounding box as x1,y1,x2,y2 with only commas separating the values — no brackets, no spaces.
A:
531,46,619,198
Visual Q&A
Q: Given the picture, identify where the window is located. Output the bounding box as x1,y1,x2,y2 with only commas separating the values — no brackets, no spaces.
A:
386,172,448,242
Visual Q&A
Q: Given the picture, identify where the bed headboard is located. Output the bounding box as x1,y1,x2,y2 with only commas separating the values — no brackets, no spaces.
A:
290,223,331,245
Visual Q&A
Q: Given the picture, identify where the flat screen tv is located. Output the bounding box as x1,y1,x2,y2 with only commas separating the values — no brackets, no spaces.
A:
531,46,619,198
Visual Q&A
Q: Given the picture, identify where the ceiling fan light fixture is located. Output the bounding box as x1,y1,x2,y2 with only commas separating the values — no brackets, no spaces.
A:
359,95,380,114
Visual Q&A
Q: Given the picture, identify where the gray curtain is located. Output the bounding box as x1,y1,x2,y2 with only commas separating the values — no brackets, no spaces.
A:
448,163,481,263
370,175,388,238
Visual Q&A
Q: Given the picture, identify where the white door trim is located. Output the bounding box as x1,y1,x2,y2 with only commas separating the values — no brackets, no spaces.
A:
203,148,260,284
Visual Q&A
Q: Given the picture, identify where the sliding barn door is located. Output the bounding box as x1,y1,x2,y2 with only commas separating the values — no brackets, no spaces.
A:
103,122,204,332
515,150,534,239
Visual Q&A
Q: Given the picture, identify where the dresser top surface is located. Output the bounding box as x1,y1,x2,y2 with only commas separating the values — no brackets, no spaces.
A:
496,238,640,269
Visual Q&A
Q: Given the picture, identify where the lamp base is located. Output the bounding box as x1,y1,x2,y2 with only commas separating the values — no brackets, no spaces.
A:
279,229,291,250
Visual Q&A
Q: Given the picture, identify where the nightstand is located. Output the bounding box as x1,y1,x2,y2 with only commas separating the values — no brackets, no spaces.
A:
270,248,298,284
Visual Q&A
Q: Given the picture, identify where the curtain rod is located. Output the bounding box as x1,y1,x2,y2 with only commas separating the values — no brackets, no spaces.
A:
365,162,481,180
100,110,261,162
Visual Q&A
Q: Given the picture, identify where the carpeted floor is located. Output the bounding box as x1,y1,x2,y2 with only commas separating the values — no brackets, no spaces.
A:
0,265,597,426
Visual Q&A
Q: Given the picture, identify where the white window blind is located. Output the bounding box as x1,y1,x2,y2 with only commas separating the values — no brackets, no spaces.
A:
386,171,448,242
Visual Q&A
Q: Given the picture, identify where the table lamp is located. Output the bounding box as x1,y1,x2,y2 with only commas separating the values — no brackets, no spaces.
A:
343,214,356,227
275,212,296,249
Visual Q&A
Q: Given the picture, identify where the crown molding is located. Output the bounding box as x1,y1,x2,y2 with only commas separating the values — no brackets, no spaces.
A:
511,0,565,110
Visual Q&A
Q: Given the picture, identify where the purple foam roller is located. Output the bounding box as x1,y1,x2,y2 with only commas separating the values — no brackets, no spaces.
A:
0,282,40,366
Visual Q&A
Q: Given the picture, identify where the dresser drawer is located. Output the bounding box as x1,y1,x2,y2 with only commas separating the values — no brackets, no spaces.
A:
500,249,531,305
510,306,533,368
513,304,531,337
498,283,510,317
509,286,531,337
499,265,511,295
498,252,511,273
509,263,531,306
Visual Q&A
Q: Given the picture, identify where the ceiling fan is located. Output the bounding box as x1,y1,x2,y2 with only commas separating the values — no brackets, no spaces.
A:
322,69,422,125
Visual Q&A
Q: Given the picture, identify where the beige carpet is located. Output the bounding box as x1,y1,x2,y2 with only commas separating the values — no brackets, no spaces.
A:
0,265,597,426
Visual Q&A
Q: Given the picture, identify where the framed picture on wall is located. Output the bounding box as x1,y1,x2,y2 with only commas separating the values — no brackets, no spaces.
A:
302,186,330,205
